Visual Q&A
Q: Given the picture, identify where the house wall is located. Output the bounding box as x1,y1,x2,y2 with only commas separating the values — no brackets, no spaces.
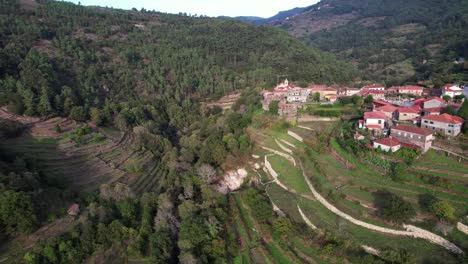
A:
400,90,423,96
377,111,396,120
287,95,308,103
366,118,385,129
346,90,360,96
373,142,401,152
443,91,462,98
421,119,462,136
398,112,420,121
424,100,445,109
391,129,433,152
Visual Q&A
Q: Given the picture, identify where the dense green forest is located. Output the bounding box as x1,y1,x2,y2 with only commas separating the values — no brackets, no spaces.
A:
0,0,356,119
0,0,359,262
275,0,468,86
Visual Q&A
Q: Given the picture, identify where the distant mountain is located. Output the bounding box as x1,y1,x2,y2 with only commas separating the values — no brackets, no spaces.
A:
261,0,468,86
223,6,311,25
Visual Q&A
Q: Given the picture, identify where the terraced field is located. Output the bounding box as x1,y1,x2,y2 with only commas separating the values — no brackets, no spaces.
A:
246,121,468,263
0,114,157,194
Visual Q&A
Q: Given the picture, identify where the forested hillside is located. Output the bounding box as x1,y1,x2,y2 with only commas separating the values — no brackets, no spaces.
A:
0,0,360,263
269,0,468,86
0,0,356,119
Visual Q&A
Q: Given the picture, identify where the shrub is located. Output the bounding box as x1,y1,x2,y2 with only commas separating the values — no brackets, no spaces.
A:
373,190,415,223
430,200,456,221
126,159,143,173
91,133,106,143
70,106,88,121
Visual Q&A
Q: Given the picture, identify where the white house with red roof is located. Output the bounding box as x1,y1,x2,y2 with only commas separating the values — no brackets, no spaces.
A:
421,113,464,136
361,111,386,134
67,204,80,216
373,137,401,152
397,106,421,121
423,97,447,109
354,133,365,141
390,125,433,152
442,84,463,98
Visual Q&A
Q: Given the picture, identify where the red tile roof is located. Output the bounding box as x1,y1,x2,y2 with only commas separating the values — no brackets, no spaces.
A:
398,107,420,114
425,97,446,104
363,84,385,89
376,105,398,113
373,100,390,106
401,142,422,150
422,113,464,124
443,84,462,92
367,124,383,130
414,98,426,107
423,107,443,113
392,125,433,136
374,137,401,147
364,111,386,119
354,133,364,139
398,85,424,91
309,85,329,91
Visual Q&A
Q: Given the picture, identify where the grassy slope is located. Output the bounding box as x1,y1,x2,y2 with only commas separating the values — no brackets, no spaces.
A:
250,122,466,263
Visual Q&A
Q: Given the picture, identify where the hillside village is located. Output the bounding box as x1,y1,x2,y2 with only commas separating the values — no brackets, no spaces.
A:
262,80,467,153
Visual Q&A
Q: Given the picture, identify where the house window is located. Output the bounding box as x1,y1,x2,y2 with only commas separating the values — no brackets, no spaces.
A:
378,120,382,124
448,124,454,128
430,121,434,124
424,120,428,123
448,130,452,133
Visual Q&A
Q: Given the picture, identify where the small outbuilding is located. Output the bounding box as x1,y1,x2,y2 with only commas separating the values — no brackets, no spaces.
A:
67,204,80,216
373,137,401,152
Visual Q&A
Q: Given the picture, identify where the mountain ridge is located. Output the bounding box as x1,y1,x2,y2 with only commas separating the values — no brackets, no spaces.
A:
230,0,468,86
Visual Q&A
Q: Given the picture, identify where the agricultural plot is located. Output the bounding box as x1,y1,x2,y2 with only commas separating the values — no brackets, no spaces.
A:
0,117,156,194
248,121,467,263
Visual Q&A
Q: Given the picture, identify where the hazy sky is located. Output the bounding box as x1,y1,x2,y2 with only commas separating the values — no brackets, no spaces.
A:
67,0,319,17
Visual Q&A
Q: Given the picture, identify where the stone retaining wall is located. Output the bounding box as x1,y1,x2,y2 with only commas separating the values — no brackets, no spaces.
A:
297,116,340,122
275,139,293,154
300,162,464,254
287,130,303,142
